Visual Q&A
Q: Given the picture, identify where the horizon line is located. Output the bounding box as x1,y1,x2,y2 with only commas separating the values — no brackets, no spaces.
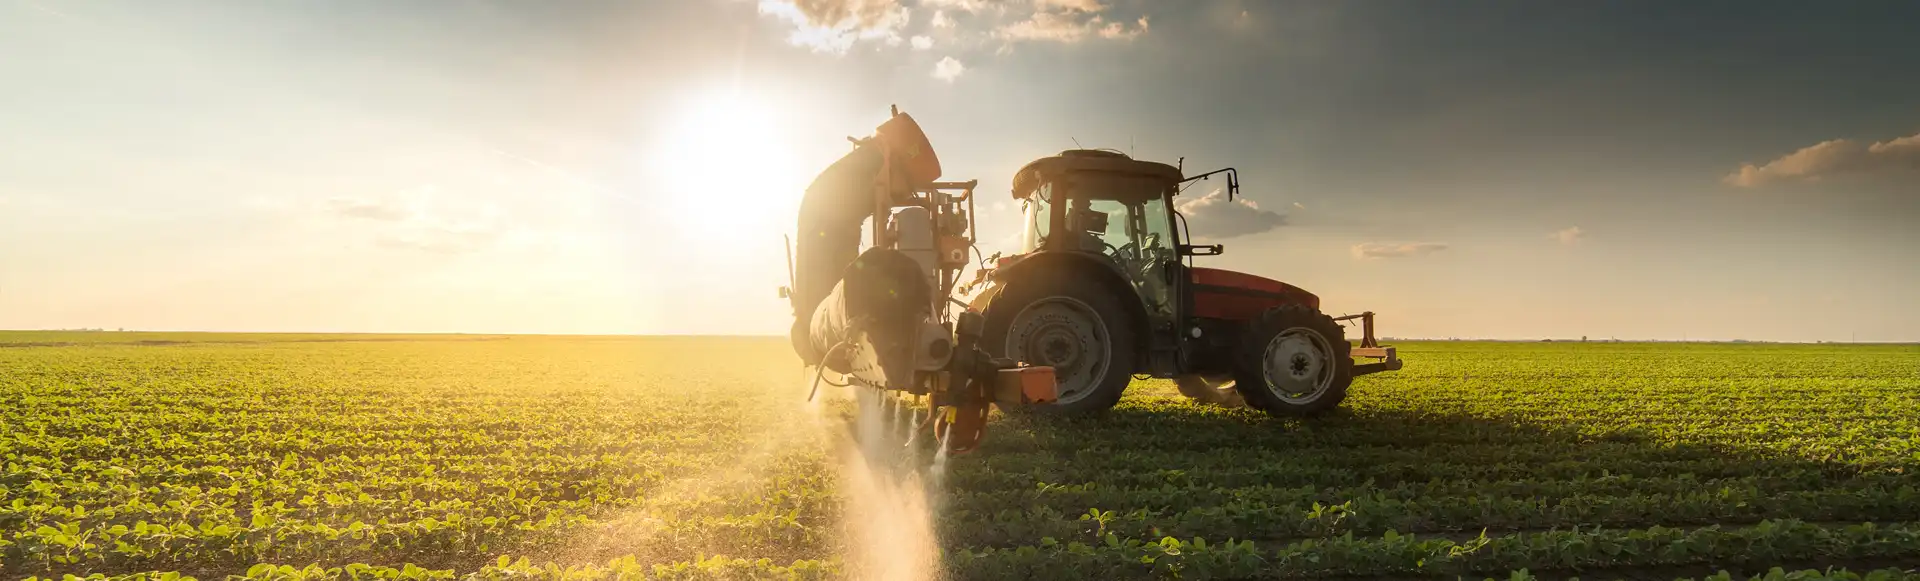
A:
5,329,1914,345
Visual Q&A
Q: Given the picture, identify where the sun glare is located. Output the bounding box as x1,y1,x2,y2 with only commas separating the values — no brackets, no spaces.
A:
650,90,802,244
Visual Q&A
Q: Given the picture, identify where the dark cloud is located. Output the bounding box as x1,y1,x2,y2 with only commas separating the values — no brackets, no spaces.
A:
1174,188,1286,239
1352,242,1448,259
1725,130,1920,187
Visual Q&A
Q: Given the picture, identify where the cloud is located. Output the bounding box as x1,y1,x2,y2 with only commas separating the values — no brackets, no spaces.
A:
759,0,1148,56
1724,130,1920,187
1552,226,1585,245
786,0,903,28
999,11,1148,43
1174,188,1286,239
920,0,1002,13
1036,0,1105,11
757,0,908,53
326,196,411,221
931,56,966,82
1352,242,1448,260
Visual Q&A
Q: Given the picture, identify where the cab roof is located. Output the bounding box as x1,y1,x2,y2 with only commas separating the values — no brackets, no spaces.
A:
1011,149,1184,199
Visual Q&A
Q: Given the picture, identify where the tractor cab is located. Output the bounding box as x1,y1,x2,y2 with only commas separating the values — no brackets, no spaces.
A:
1013,150,1185,327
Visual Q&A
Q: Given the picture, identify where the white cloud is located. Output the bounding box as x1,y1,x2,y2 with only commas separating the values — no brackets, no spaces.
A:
1096,15,1147,40
757,0,908,53
1352,242,1448,260
920,0,998,14
785,0,904,28
1552,226,1585,246
999,11,1147,43
1174,188,1286,239
758,0,1148,56
1724,130,1920,187
1036,0,1105,11
932,56,967,82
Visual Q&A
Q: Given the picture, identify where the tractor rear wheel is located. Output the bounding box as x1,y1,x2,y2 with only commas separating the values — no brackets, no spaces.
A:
1231,305,1352,416
983,272,1136,416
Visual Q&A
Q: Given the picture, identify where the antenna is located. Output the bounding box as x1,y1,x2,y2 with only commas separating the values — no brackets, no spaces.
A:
1130,134,1135,158
1071,137,1083,149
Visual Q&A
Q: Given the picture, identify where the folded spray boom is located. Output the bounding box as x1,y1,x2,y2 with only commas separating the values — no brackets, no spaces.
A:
782,107,1055,453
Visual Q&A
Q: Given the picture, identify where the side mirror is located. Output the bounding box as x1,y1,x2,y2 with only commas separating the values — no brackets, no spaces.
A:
1179,244,1223,256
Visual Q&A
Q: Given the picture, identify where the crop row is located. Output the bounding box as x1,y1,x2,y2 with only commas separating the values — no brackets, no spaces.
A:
939,481,1920,547
949,519,1920,580
19,554,1920,581
7,337,1918,578
1,338,851,577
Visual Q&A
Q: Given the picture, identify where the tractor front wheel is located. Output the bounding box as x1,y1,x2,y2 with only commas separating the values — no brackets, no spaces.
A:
1232,305,1352,416
983,273,1136,416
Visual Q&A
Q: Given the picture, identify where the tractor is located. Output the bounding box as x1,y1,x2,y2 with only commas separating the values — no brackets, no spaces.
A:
784,110,1403,456
964,149,1404,416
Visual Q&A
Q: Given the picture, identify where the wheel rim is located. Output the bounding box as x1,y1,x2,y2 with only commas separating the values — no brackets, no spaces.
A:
1261,327,1334,405
1004,296,1111,405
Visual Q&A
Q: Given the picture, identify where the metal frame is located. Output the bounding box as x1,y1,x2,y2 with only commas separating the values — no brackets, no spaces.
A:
1333,311,1403,377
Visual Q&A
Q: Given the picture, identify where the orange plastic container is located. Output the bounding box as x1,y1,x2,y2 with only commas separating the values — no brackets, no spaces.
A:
874,112,942,186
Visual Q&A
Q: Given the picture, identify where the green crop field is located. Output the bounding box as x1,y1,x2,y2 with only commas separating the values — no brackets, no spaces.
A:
4,333,1919,580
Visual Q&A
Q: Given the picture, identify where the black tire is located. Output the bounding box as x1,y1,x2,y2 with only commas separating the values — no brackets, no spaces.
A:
981,269,1137,416
1231,305,1352,417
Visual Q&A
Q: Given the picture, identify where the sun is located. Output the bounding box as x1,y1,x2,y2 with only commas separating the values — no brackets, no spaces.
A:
649,90,803,243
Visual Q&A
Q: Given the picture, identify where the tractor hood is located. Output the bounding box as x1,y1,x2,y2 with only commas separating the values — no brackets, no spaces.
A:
1188,267,1320,320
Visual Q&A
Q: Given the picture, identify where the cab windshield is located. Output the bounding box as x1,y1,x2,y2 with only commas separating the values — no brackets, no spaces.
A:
1024,174,1179,319
1056,171,1177,263
1019,183,1053,253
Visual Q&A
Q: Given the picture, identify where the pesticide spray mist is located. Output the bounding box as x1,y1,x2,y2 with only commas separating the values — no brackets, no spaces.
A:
809,378,948,581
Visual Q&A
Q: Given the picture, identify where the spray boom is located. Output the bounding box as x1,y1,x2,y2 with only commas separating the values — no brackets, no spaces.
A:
786,107,1055,453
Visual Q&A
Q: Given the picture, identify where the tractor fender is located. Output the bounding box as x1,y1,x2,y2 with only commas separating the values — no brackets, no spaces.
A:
973,251,1152,362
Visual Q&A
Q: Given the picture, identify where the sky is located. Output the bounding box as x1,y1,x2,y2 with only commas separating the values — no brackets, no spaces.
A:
2,0,1917,341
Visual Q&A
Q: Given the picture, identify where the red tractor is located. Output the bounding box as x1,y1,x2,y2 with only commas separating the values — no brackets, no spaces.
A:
966,149,1403,416
786,111,1403,454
